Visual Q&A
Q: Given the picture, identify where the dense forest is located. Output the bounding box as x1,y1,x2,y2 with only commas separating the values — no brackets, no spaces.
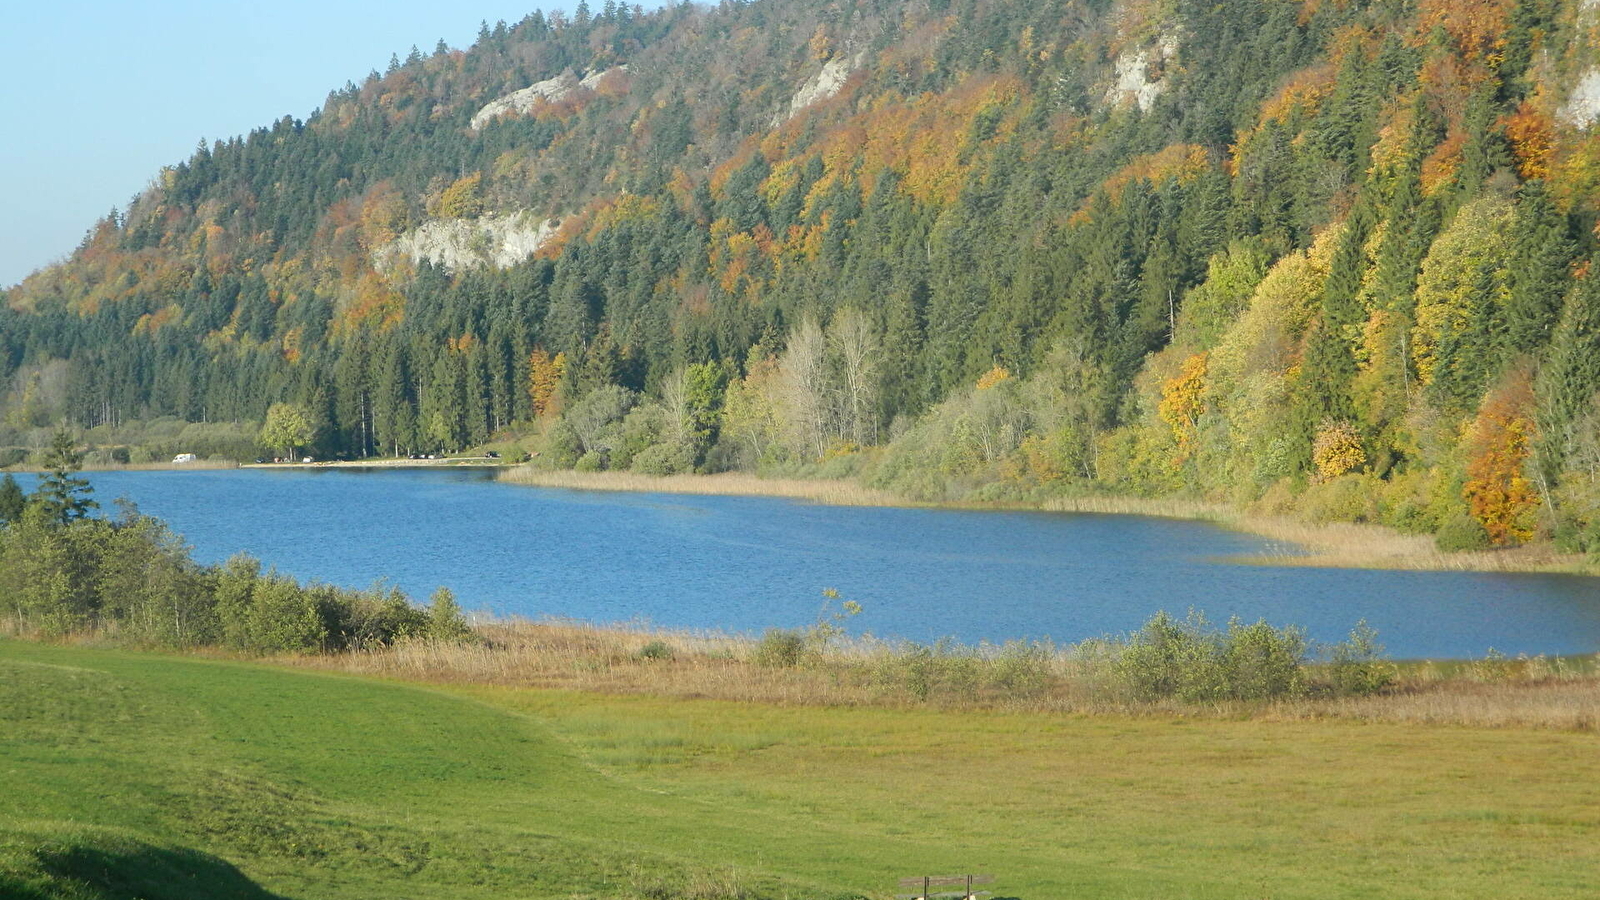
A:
7,0,1600,551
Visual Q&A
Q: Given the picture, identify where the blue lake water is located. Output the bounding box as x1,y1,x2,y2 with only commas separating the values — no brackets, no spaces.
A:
28,467,1600,658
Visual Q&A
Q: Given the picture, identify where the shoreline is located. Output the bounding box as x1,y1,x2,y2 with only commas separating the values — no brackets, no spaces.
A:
498,467,1595,576
239,456,507,470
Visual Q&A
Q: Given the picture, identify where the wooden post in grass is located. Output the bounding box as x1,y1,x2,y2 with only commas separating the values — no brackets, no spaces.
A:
897,873,994,900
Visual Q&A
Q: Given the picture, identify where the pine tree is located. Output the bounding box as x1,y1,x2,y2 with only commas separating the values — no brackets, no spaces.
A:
33,431,98,526
1505,182,1576,354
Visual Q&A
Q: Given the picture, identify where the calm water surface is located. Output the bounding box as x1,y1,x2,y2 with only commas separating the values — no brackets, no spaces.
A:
47,468,1600,658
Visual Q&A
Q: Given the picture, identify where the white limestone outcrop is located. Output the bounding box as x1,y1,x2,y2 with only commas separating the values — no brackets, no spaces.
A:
470,66,629,130
377,212,560,272
775,55,858,125
1106,36,1179,113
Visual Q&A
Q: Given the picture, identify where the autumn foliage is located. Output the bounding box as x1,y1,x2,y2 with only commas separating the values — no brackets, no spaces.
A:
1312,420,1365,481
1463,374,1539,546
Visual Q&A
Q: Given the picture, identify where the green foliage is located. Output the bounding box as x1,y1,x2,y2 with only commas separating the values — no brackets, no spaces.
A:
1435,510,1493,552
428,587,472,642
0,474,25,525
0,471,465,654
1113,611,1309,703
1323,621,1396,696
637,640,676,662
753,629,807,668
32,431,98,526
258,404,315,459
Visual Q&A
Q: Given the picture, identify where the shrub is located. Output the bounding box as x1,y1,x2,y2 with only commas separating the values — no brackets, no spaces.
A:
631,440,696,476
1436,510,1492,552
245,576,327,654
754,629,807,668
1322,621,1395,695
427,587,473,642
638,639,675,661
1113,611,1310,702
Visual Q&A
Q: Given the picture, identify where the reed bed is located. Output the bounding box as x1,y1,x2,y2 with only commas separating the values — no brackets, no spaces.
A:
285,618,1600,731
497,467,905,505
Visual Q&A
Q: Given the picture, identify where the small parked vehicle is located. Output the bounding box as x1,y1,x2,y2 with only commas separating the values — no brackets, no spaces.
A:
172,453,197,464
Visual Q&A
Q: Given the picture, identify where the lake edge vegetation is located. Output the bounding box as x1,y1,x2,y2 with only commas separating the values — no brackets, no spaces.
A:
4,458,1596,730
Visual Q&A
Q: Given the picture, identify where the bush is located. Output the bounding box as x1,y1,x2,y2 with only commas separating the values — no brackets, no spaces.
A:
754,629,807,667
574,450,606,472
1114,611,1309,702
631,440,696,476
637,639,675,661
427,586,473,641
1322,621,1395,696
1436,510,1492,552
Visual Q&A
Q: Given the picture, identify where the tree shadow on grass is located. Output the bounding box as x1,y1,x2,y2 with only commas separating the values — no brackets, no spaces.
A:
3,837,287,900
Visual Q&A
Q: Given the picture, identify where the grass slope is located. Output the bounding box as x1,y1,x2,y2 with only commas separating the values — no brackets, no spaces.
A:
4,639,1599,899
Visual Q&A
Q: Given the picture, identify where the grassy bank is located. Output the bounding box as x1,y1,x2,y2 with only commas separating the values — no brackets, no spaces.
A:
498,466,1594,574
4,638,1599,900
284,618,1600,732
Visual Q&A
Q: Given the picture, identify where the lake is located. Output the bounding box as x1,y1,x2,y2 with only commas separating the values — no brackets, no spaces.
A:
29,467,1600,658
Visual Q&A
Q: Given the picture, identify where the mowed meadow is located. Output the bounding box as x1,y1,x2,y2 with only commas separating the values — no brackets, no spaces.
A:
4,637,1599,900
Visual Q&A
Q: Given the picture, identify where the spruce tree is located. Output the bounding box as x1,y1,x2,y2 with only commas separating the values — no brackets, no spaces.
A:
33,431,98,526
1505,182,1576,354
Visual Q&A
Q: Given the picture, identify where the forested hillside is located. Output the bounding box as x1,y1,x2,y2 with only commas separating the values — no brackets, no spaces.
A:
7,0,1600,550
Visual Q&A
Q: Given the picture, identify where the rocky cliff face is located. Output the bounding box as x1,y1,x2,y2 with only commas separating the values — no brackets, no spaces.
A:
377,213,560,272
470,66,628,130
775,55,859,125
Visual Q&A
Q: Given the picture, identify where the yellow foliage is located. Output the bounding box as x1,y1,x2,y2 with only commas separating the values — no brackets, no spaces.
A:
1410,197,1513,386
1158,353,1208,457
976,365,1012,390
1463,373,1538,546
1312,420,1366,481
432,172,485,219
528,348,567,418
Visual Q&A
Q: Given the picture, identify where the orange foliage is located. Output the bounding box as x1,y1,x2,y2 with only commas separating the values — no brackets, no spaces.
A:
756,74,1027,209
358,182,409,251
976,365,1012,390
1158,353,1209,457
133,303,182,336
584,193,661,240
1462,373,1539,546
1421,130,1466,195
281,326,304,364
1078,144,1210,223
535,214,588,260
1417,0,1514,62
1257,64,1337,125
342,271,405,331
1504,99,1554,181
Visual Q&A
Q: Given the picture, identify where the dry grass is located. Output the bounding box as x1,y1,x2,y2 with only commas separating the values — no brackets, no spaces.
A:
497,467,904,505
285,618,1600,731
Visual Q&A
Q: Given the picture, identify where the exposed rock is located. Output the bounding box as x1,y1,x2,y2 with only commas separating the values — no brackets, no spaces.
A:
774,55,858,125
471,66,629,130
1560,67,1600,128
1106,36,1179,113
580,65,627,91
377,212,560,272
470,73,578,130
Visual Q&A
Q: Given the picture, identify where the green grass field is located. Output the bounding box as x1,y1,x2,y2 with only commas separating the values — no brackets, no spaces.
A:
3,639,1598,899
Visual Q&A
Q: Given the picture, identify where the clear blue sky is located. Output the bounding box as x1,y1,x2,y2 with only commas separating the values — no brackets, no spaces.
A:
0,0,579,288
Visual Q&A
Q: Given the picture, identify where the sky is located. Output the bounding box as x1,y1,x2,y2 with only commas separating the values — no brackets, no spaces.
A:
0,0,579,289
